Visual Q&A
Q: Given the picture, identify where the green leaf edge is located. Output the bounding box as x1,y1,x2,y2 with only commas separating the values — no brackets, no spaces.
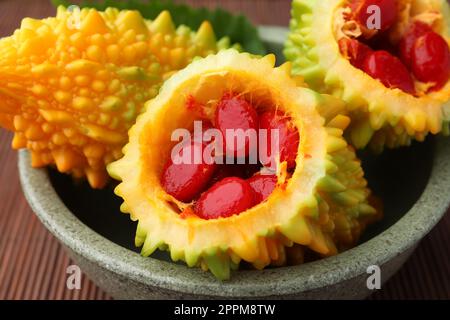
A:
51,0,266,55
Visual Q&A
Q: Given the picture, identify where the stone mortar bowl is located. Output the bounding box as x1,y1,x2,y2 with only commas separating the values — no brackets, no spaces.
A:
18,27,450,299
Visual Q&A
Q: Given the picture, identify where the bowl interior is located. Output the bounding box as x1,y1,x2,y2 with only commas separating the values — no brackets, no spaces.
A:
48,137,435,261
46,25,435,264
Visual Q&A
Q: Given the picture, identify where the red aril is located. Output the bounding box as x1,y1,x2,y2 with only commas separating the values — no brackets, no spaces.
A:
259,111,299,169
412,31,450,91
398,21,433,68
349,0,397,32
194,177,255,219
161,141,216,202
248,174,277,205
362,50,415,94
338,38,373,69
215,93,259,158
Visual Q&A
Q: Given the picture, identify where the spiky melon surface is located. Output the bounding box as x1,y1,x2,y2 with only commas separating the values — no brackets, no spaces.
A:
0,6,232,188
284,0,450,152
108,50,379,280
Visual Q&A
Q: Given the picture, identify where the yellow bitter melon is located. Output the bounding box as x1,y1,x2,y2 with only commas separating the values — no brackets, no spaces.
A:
107,50,380,280
0,6,233,188
285,0,450,152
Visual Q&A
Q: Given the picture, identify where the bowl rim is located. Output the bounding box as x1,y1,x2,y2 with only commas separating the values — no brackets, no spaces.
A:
19,136,450,297
17,26,450,298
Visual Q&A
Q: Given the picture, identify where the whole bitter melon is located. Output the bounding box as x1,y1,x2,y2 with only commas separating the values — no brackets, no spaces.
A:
0,6,234,187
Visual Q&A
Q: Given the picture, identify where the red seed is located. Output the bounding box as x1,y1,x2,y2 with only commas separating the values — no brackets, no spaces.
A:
248,174,277,205
350,0,397,32
259,111,299,169
362,50,415,94
215,93,259,158
338,38,374,69
412,31,450,91
194,177,255,219
161,141,216,202
399,21,433,68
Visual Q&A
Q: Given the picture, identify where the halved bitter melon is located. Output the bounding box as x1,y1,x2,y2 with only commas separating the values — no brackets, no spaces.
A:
285,0,450,151
108,50,380,280
0,6,233,188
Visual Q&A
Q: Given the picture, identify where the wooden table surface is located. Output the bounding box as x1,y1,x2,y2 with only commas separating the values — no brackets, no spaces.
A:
0,0,449,300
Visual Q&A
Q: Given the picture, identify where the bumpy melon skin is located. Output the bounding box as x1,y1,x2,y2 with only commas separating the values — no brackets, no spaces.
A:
284,0,450,152
108,50,379,280
0,6,233,188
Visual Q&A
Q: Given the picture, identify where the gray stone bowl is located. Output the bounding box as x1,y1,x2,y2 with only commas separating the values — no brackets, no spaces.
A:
18,27,450,299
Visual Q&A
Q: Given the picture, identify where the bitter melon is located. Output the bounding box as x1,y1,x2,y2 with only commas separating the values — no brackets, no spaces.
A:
0,6,233,187
108,50,380,280
285,0,450,151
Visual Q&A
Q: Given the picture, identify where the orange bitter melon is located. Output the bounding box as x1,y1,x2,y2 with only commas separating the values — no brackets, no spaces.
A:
0,6,233,188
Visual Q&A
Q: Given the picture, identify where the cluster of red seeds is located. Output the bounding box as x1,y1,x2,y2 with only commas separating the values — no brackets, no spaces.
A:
160,94,300,220
339,0,450,94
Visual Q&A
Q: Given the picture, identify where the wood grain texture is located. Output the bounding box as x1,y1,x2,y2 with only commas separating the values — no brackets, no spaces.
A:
0,0,448,300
